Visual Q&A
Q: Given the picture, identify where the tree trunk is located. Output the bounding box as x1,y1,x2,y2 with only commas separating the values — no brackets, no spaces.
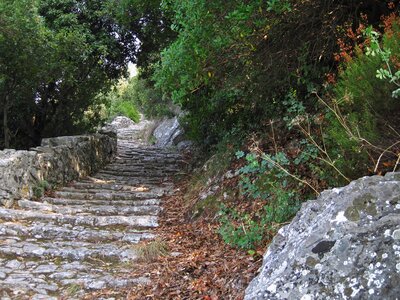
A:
31,111,46,147
3,94,10,148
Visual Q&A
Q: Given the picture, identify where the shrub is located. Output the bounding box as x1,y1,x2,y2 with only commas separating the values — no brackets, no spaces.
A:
323,15,400,180
111,100,140,123
127,76,175,119
218,183,300,250
217,148,303,250
32,180,50,199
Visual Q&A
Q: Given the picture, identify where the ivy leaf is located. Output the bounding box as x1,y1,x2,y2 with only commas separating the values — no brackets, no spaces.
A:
392,88,400,98
236,150,245,159
376,69,389,80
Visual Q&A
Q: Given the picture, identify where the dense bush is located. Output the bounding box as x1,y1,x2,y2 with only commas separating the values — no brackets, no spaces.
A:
153,0,395,145
144,1,400,251
97,80,141,123
111,101,140,123
324,14,400,180
125,76,175,119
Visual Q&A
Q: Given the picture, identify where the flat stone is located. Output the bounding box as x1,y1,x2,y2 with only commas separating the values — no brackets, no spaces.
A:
33,264,58,274
31,295,58,300
49,271,76,280
87,280,106,289
5,260,23,269
36,283,58,291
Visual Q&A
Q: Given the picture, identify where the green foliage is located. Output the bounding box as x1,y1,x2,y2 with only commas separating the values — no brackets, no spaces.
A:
126,76,175,119
218,183,300,250
113,0,176,79
364,26,400,98
218,148,303,249
112,101,140,123
153,0,293,143
334,53,389,138
324,16,400,180
218,206,266,250
334,17,400,130
236,151,288,199
32,180,50,199
97,80,141,123
152,0,374,145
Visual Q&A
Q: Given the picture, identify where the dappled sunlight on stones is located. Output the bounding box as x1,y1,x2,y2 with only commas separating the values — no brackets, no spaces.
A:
0,134,116,207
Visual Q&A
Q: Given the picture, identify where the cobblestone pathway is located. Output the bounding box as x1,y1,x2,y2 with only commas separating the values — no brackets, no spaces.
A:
0,119,182,299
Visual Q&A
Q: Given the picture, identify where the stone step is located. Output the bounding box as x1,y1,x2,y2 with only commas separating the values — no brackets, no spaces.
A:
42,197,160,207
114,153,181,160
96,170,177,179
104,164,181,171
62,182,171,194
0,257,149,295
0,207,158,228
59,186,168,196
114,156,181,163
0,239,138,262
111,158,180,164
95,170,174,178
17,199,161,216
0,269,148,299
116,148,181,155
90,174,167,184
0,221,155,244
95,171,172,178
111,164,180,170
78,178,168,186
53,190,161,200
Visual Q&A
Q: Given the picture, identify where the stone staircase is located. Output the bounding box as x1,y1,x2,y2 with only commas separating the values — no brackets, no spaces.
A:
0,118,183,299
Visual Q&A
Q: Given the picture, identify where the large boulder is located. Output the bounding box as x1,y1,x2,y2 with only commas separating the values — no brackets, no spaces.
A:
153,117,185,148
101,116,137,132
245,172,400,300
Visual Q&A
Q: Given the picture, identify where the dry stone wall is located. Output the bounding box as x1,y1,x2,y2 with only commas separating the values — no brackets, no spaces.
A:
0,133,116,207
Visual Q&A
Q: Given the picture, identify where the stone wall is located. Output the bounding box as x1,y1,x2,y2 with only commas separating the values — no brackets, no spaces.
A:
0,133,116,207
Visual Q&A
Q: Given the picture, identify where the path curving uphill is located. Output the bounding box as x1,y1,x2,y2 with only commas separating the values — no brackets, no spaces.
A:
0,117,183,299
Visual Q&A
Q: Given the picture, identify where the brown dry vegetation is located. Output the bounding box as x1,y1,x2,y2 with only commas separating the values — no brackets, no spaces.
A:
126,178,262,300
85,177,263,300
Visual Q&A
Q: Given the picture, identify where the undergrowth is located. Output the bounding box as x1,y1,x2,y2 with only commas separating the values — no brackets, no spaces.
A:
32,180,51,199
181,8,400,252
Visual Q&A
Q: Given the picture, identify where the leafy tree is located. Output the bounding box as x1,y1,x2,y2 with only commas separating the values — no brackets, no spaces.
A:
153,0,399,146
0,0,151,149
114,0,176,79
0,0,47,148
123,76,175,118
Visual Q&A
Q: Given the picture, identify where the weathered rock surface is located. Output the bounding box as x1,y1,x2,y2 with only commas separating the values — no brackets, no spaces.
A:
153,117,185,148
0,117,183,299
102,115,152,145
245,172,400,300
0,134,116,207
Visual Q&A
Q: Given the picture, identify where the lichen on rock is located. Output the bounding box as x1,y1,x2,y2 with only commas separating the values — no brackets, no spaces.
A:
0,134,116,207
245,172,400,300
